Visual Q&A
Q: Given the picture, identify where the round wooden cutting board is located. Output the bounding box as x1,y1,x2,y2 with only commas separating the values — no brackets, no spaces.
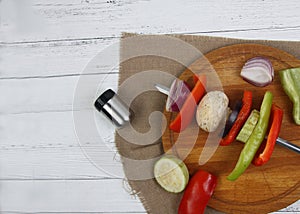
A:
162,44,300,214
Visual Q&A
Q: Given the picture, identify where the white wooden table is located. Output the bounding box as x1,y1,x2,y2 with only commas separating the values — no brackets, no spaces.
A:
1,0,299,213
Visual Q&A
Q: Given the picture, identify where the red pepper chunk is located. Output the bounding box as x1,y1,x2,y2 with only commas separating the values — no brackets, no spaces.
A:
178,170,217,214
253,104,283,166
169,75,206,133
220,90,253,146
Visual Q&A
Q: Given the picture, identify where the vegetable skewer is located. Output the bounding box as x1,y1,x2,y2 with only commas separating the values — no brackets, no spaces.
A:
155,82,300,154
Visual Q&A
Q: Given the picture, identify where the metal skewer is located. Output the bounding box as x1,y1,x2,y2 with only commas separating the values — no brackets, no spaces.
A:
276,137,300,154
155,83,300,155
154,83,170,96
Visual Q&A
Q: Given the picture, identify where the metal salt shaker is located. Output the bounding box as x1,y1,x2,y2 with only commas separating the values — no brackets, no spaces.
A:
94,89,132,128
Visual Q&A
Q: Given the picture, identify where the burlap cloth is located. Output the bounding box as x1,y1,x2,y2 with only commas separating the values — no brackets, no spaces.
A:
115,33,300,214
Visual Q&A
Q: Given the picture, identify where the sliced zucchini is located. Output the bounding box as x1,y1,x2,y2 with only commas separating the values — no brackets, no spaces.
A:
154,155,189,193
236,109,260,143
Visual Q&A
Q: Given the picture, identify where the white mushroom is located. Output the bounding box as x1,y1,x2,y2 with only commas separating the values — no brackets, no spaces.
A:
196,91,229,132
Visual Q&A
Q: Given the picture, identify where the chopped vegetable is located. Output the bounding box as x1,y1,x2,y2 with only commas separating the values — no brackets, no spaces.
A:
222,100,242,137
227,91,273,181
178,170,217,214
166,79,191,112
220,90,253,146
240,57,274,87
169,75,206,133
196,91,229,132
236,109,260,143
254,104,283,166
279,68,300,125
154,155,189,193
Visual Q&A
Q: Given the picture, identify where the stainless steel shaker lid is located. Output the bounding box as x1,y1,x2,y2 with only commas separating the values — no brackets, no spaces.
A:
94,89,115,112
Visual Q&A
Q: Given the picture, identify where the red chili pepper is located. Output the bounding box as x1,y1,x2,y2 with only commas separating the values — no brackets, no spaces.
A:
178,170,217,214
169,75,206,133
253,104,283,166
220,90,252,146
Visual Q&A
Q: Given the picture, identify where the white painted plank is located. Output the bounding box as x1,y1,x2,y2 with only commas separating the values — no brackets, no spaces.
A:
0,73,118,114
2,28,300,79
1,0,300,43
0,179,298,213
0,179,145,213
0,145,123,180
3,30,300,80
1,0,300,80
0,38,118,78
1,0,300,79
0,109,126,179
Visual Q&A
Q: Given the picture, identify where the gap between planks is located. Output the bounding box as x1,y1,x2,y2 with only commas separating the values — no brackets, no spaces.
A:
2,26,300,46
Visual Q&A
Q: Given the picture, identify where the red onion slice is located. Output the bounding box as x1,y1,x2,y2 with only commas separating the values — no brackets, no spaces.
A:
240,57,274,87
166,79,191,112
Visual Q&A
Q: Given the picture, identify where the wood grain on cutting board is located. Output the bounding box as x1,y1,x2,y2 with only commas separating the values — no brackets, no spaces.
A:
162,44,300,214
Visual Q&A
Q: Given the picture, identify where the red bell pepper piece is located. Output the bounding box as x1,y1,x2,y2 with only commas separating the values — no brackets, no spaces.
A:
169,75,206,133
253,104,283,166
178,170,217,214
220,90,252,146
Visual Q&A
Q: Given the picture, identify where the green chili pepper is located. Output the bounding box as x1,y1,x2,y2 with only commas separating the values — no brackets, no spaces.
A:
279,68,300,125
227,91,273,181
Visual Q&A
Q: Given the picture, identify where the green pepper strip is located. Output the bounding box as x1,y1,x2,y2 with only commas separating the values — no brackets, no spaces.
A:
227,91,273,181
279,68,300,125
